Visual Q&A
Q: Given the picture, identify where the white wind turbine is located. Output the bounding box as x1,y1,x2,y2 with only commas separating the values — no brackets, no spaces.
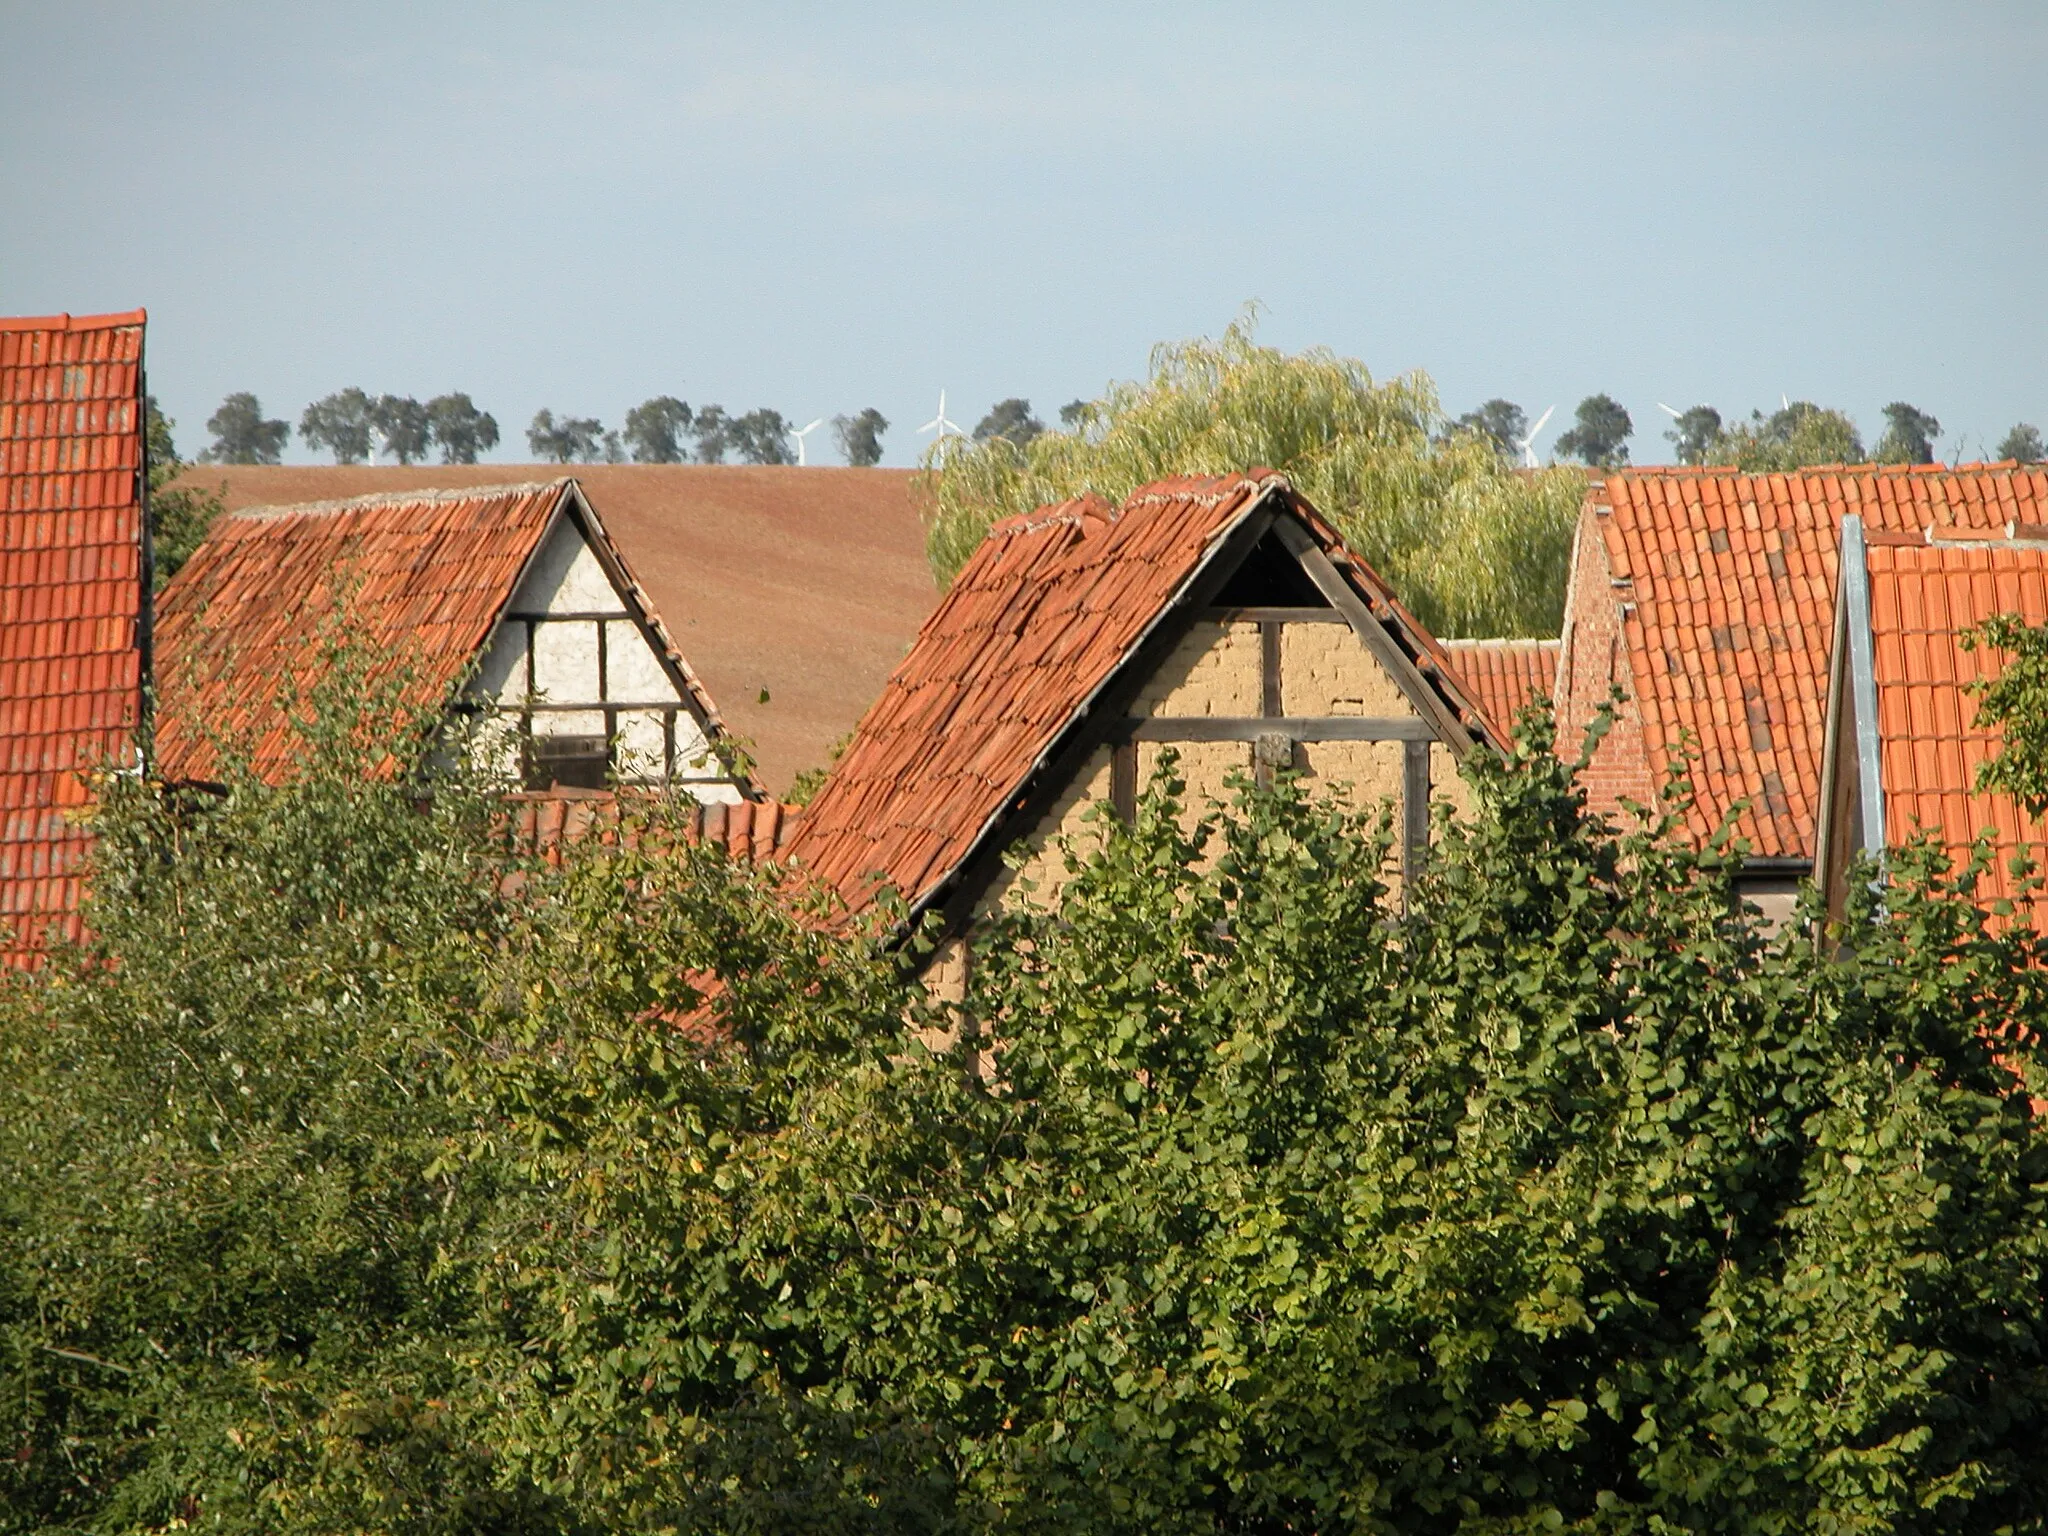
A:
791,417,824,466
1515,405,1555,469
918,391,965,457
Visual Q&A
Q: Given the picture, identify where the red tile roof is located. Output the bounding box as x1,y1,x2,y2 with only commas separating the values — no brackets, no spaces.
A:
1559,463,2048,862
166,463,935,795
154,479,726,786
1444,639,1558,740
782,471,1491,927
0,310,147,965
507,788,798,867
1863,537,2048,917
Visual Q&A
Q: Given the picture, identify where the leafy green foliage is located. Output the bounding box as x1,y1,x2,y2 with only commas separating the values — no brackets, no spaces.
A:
918,313,1585,638
972,398,1043,447
1663,405,1722,465
300,387,377,463
1707,401,1865,470
834,407,889,467
729,408,796,466
1966,612,2048,814
428,392,501,464
0,663,555,1532
1553,393,1633,468
1452,397,1527,461
527,408,605,463
9,685,2048,1531
144,395,227,588
201,391,290,464
625,396,696,463
1876,401,1942,465
1998,423,2045,464
372,395,433,464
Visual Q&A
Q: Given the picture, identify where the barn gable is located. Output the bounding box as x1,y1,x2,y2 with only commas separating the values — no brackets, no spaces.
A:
781,472,1497,953
156,479,746,801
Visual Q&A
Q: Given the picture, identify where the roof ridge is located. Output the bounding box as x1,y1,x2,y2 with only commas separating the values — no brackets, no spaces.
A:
1120,469,1285,514
0,308,147,333
1606,461,2043,481
224,478,571,521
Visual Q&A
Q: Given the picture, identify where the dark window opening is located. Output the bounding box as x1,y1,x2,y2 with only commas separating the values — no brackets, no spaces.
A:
526,732,611,790
1212,532,1330,606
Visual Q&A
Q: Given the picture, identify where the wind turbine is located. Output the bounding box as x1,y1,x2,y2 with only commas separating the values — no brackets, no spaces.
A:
1515,405,1555,469
1658,402,1683,419
791,418,824,466
918,390,965,456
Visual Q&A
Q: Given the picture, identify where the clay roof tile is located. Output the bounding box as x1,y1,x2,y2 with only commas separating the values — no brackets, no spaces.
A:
0,310,146,965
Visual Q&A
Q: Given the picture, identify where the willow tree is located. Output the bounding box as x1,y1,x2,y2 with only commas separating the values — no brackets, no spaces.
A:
918,314,1585,637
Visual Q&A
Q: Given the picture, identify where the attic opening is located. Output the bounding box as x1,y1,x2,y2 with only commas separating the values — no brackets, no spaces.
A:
1210,530,1330,607
525,732,611,791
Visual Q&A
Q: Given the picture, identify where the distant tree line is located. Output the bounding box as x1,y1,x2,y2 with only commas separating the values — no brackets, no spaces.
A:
186,386,2048,475
1449,392,2048,471
194,390,895,467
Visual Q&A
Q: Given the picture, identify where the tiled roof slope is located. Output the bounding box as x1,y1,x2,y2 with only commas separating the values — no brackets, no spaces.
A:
508,789,797,867
1865,539,2048,917
782,471,1492,925
0,310,147,964
1445,639,1558,741
1563,463,2048,861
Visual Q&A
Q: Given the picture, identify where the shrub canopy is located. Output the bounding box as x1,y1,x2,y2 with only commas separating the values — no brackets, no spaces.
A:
6,694,2048,1533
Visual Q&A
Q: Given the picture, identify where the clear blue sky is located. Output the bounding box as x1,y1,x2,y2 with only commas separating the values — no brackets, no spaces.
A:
4,2,2044,466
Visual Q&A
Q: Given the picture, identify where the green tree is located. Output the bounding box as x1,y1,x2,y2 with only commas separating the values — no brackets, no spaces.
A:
1876,400,1942,464
526,408,603,463
972,397,1043,447
1998,423,2045,464
918,313,1584,637
832,407,889,467
729,408,795,465
461,730,2048,1533
10,694,2048,1531
1709,400,1865,471
1553,392,1633,467
1663,404,1722,465
623,396,694,463
1452,397,1526,460
693,404,733,463
1966,613,2048,813
0,660,556,1532
299,388,376,463
427,393,500,464
372,395,433,464
200,392,289,464
143,397,226,588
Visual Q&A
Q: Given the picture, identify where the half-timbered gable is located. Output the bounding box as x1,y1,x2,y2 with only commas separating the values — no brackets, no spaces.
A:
156,478,748,801
781,472,1500,980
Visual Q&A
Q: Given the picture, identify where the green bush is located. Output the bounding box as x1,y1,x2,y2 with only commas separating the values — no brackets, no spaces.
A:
7,691,2048,1532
